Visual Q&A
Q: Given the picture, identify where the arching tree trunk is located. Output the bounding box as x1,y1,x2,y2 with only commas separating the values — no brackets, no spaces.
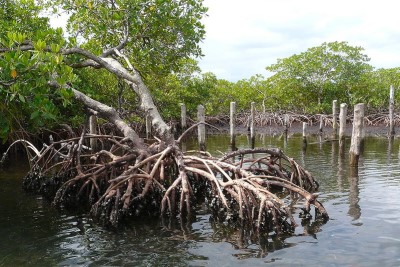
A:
64,47,175,144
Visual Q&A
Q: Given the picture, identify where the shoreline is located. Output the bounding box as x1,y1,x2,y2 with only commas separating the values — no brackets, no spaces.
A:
205,122,395,138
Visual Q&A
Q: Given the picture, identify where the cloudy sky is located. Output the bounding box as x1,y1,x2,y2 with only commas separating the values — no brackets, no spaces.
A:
198,0,400,81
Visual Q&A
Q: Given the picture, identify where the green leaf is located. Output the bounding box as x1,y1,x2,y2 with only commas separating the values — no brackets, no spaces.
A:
9,93,16,102
18,94,25,103
51,43,60,53
16,32,26,43
30,110,40,120
33,39,46,51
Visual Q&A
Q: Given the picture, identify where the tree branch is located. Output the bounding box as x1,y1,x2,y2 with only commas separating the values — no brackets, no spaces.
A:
1,43,173,143
61,47,173,143
48,81,146,149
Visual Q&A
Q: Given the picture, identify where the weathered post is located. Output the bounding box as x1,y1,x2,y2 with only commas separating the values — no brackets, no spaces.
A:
230,102,236,147
332,100,338,136
349,103,365,167
180,103,187,131
284,114,289,135
339,103,348,153
250,102,255,148
89,115,98,151
283,114,289,148
319,115,324,134
197,105,206,151
302,122,307,150
388,85,395,137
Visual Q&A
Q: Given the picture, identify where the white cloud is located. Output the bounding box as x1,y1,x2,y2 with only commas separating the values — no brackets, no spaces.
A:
199,0,400,81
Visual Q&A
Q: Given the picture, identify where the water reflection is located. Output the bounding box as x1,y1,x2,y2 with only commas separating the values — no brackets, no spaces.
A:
337,148,346,191
388,136,393,162
348,171,361,224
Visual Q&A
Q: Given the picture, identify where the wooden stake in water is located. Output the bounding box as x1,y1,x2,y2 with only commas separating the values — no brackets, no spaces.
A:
284,114,289,134
349,103,365,167
389,85,395,137
339,103,348,152
197,105,206,151
332,100,338,135
319,115,324,134
89,115,98,151
230,102,236,147
302,122,307,149
180,103,187,131
250,102,255,145
283,114,289,147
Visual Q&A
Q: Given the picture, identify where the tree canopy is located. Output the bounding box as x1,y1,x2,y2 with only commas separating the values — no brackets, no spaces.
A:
0,0,207,142
266,41,373,112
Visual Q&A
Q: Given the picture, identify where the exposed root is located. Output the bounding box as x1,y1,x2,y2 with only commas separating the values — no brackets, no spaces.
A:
19,132,329,235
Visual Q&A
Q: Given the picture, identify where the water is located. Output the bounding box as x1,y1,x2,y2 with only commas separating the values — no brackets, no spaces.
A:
1,134,400,266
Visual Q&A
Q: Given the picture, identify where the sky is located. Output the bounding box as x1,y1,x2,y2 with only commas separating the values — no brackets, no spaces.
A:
198,0,400,81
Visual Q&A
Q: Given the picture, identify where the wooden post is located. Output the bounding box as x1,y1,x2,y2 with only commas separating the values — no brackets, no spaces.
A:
332,100,338,136
89,115,98,151
230,102,236,147
283,114,289,148
284,114,289,134
197,105,206,151
389,85,395,137
349,103,365,167
180,103,187,131
250,102,255,146
302,122,307,150
319,115,324,134
339,103,347,153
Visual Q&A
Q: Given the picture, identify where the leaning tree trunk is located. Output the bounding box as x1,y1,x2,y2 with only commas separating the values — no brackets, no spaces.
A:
64,47,174,144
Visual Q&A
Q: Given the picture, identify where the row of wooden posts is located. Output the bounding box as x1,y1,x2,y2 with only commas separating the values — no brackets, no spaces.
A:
83,86,395,171
189,101,368,168
176,85,396,169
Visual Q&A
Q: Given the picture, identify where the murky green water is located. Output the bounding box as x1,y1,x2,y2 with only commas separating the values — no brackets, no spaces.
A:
1,134,400,266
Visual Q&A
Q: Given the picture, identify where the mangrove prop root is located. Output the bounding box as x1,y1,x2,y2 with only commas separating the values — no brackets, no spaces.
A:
19,134,329,234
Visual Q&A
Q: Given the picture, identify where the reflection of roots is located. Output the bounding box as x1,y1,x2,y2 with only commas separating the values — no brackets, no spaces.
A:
21,134,328,234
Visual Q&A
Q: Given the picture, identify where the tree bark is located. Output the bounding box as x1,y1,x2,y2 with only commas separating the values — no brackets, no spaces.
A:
99,57,174,143
48,81,146,149
68,48,173,143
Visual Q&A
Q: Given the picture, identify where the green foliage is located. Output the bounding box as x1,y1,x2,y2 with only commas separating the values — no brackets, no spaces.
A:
266,41,373,113
352,68,400,110
185,43,398,117
0,0,208,142
206,74,268,114
0,0,75,140
48,0,207,77
149,59,215,120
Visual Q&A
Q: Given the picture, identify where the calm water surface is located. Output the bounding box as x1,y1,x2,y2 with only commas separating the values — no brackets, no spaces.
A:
1,134,400,266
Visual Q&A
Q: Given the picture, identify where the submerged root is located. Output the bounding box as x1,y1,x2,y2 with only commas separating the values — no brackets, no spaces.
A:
20,133,329,234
